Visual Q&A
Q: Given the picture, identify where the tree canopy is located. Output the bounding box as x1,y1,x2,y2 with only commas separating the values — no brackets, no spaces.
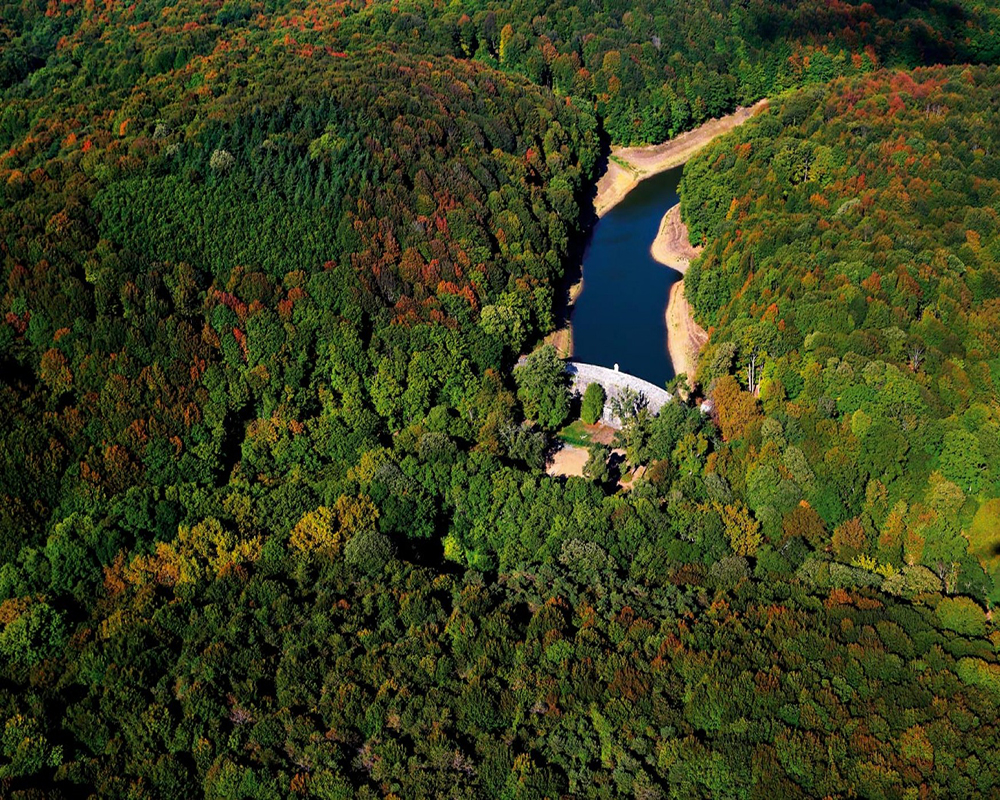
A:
3,0,1000,796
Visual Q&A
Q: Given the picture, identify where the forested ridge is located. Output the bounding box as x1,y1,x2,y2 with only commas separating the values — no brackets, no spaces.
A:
682,66,1000,593
3,0,1000,797
3,0,1000,147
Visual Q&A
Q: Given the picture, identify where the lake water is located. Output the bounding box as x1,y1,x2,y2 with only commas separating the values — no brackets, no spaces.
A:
571,165,683,388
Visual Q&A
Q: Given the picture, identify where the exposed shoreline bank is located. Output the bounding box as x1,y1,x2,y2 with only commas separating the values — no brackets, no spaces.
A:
650,204,708,385
593,99,769,218
666,275,708,387
650,203,700,270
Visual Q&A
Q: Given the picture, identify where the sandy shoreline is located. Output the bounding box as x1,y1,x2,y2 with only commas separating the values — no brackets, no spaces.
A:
665,276,708,386
651,204,701,270
593,99,769,218
549,98,767,364
650,204,709,384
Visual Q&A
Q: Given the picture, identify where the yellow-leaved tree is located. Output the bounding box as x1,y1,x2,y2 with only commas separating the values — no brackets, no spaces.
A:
714,501,762,557
182,517,262,580
122,517,262,586
290,496,379,557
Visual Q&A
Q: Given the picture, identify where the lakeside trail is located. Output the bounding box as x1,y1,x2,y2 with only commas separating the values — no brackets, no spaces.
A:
593,99,770,218
651,204,709,386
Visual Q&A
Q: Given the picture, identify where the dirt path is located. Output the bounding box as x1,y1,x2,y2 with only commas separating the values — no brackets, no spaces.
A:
593,99,769,218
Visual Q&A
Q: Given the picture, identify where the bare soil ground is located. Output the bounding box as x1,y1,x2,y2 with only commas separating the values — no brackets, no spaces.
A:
546,444,589,478
651,204,701,269
593,99,769,217
587,424,616,446
666,280,708,387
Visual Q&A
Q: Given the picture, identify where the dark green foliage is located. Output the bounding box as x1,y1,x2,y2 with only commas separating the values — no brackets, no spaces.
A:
0,601,66,668
3,548,999,797
2,1,1000,797
514,345,571,430
580,381,606,425
344,529,395,575
681,66,1000,580
583,443,611,484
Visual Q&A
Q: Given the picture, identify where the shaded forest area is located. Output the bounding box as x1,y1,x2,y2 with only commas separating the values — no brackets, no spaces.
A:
2,0,1000,797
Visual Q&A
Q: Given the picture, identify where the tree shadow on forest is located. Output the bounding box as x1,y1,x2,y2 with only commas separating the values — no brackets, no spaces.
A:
758,0,970,65
605,450,629,490
545,129,612,353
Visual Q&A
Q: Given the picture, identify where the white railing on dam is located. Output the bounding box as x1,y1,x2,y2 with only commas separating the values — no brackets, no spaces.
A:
565,361,672,427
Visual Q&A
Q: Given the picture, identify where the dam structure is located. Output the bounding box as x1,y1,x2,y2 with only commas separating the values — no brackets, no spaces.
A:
565,361,672,428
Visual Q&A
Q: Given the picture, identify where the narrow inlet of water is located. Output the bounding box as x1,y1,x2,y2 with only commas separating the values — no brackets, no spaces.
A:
571,166,684,388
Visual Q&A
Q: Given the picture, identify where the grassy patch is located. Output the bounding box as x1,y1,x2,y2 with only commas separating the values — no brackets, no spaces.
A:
967,498,1000,570
557,420,595,448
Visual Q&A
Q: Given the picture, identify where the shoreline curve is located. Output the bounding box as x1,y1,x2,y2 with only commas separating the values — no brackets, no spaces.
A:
551,98,768,363
593,99,769,218
650,205,709,388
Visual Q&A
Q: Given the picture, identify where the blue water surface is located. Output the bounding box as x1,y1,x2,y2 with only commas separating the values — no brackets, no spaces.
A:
571,165,684,388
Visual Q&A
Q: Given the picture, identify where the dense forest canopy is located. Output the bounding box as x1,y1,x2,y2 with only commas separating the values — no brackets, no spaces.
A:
3,0,1000,147
682,66,1000,598
3,0,1000,797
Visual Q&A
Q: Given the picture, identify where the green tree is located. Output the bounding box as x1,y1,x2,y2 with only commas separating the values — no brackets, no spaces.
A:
610,386,647,426
343,530,395,575
580,382,606,425
936,596,987,636
0,714,63,780
0,601,66,668
583,444,611,485
940,430,986,493
514,345,570,430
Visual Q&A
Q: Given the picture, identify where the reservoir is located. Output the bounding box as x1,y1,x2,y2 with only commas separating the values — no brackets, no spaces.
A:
572,165,683,388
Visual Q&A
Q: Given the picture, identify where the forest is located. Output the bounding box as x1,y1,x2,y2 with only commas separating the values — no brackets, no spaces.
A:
2,0,1000,797
681,66,1000,602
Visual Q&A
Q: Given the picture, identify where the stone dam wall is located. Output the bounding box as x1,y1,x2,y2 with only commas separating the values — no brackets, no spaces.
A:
565,361,672,429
